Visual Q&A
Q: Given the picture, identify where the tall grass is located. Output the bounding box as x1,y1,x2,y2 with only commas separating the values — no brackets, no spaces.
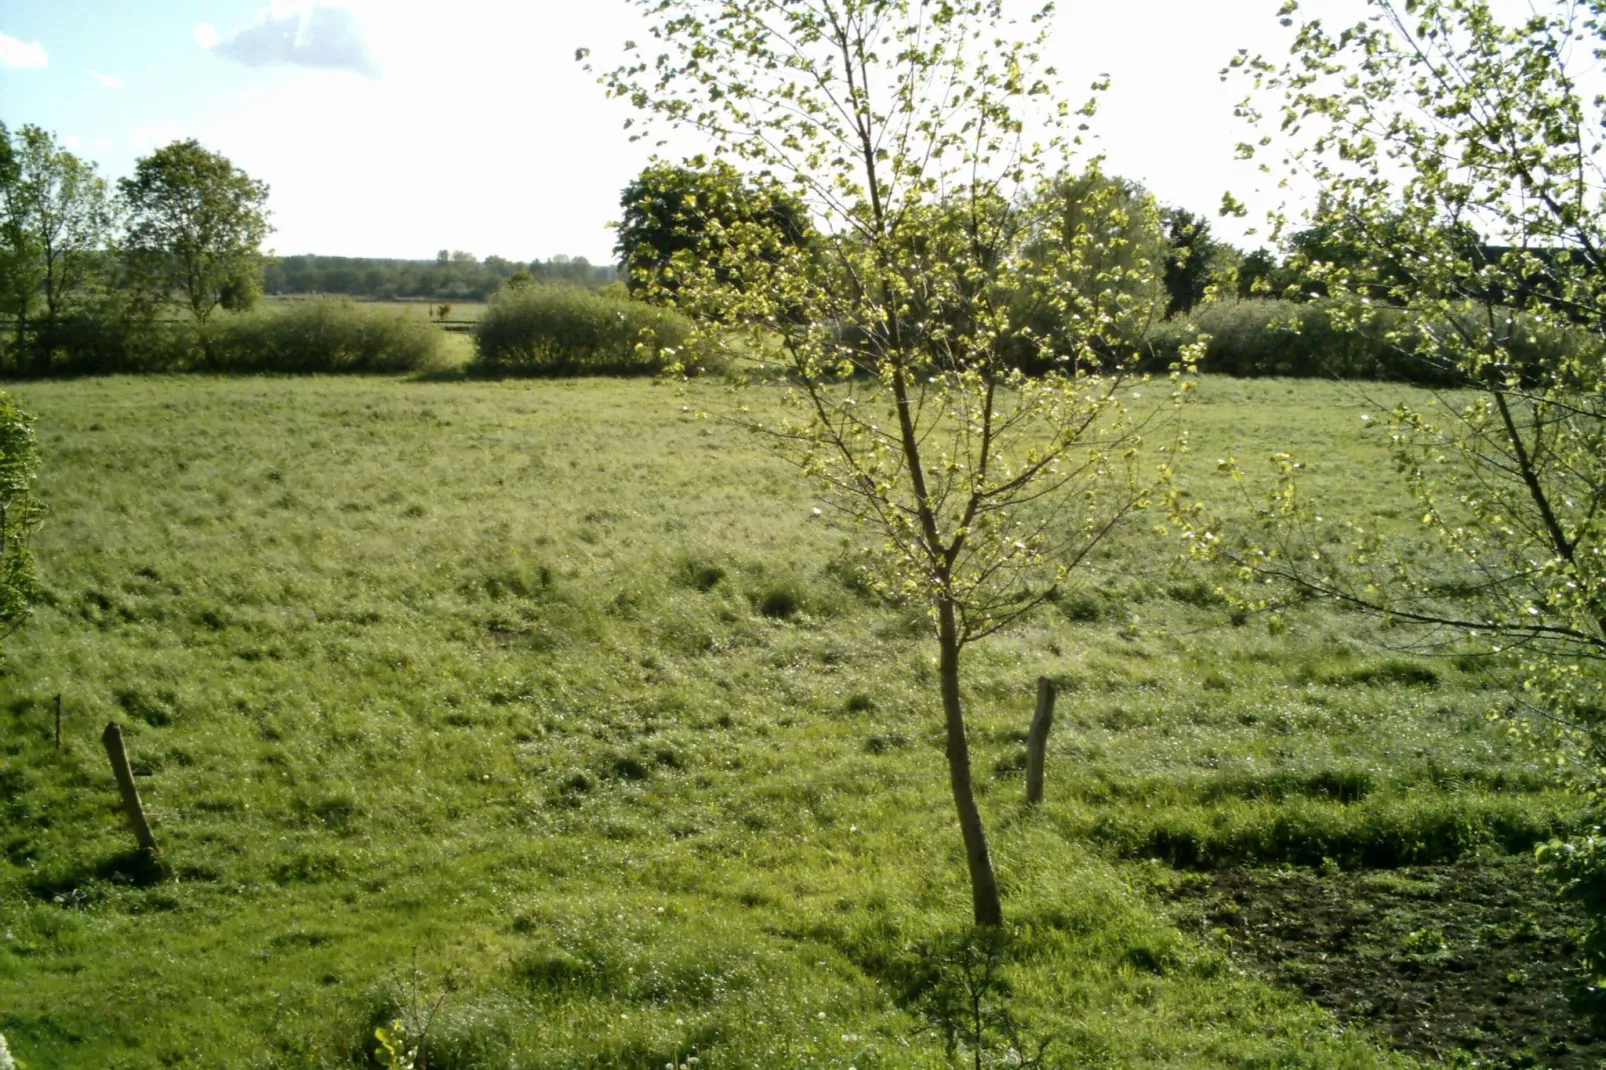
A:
0,375,1566,1067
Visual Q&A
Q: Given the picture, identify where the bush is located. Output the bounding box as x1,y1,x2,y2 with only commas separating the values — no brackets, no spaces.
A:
1540,826,1606,1009
5,290,195,376
1139,298,1600,384
7,298,443,377
205,298,444,374
471,285,700,377
1145,299,1419,380
45,310,188,374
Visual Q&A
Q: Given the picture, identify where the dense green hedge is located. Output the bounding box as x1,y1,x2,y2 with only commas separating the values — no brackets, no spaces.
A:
205,299,444,374
472,286,700,377
4,299,444,376
1142,298,1596,384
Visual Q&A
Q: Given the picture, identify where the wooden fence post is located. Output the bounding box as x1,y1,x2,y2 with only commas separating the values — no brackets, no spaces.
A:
101,722,159,854
1025,676,1057,806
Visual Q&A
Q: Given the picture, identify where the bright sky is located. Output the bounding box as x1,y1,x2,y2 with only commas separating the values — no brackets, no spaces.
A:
0,1,1362,263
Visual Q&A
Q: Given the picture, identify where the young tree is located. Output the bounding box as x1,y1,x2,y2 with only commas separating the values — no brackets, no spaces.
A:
119,139,270,327
1224,0,1606,980
599,0,1195,925
0,124,113,368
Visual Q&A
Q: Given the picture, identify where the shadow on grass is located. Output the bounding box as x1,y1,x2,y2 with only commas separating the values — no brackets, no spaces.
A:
27,847,171,901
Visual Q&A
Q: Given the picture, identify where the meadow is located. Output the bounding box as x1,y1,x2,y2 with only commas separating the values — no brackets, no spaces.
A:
0,374,1591,1068
262,296,492,323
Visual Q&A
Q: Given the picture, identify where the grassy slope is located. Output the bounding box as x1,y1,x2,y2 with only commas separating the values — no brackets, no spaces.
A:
0,376,1570,1068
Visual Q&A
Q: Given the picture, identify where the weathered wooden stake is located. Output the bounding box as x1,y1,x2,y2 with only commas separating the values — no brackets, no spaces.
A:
1025,676,1057,806
101,722,159,854
54,693,62,749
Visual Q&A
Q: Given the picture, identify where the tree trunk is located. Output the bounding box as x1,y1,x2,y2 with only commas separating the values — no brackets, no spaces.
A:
938,600,1004,927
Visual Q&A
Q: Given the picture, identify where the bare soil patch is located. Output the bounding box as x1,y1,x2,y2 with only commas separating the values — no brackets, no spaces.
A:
1169,860,1605,1067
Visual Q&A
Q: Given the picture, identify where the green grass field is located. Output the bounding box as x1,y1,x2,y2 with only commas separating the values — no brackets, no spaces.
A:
263,295,491,323
0,375,1586,1068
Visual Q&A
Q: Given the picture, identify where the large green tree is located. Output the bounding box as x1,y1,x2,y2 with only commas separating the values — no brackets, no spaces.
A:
1222,0,1606,984
0,124,30,361
600,0,1197,926
616,158,813,312
119,139,270,327
0,123,113,369
1161,206,1235,316
1010,169,1170,369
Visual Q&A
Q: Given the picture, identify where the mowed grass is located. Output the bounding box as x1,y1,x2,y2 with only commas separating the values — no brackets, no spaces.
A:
0,375,1574,1068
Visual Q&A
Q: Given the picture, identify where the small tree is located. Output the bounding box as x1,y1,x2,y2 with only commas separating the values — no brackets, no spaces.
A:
599,0,1195,925
119,139,270,327
1223,0,1606,984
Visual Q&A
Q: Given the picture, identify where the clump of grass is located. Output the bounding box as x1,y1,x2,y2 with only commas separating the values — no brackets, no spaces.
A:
676,555,726,592
1298,657,1441,688
1055,589,1105,622
1089,794,1575,869
756,581,805,619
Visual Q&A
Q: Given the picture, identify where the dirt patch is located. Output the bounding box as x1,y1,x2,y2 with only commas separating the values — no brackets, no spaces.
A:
1168,860,1605,1067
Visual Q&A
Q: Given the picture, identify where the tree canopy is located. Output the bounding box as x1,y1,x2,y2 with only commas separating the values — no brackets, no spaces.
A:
616,158,813,312
0,123,112,368
119,139,270,326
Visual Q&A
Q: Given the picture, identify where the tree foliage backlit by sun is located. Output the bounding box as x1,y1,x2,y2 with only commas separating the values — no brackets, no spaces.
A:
594,0,1199,925
1220,0,1606,984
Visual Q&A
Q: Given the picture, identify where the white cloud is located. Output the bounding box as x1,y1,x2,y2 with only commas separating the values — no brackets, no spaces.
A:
129,123,185,151
91,138,112,153
0,31,47,69
207,3,380,78
63,134,83,151
90,69,124,90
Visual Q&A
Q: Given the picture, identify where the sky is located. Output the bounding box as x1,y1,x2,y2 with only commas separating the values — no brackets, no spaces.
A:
0,0,1358,263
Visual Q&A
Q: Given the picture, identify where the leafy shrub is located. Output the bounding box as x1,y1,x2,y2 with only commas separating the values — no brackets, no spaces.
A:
471,285,700,377
1139,298,1599,384
14,298,442,376
1540,826,1606,1007
22,297,194,375
205,298,443,373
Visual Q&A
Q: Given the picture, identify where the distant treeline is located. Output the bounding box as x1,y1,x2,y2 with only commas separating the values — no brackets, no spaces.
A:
263,253,617,301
